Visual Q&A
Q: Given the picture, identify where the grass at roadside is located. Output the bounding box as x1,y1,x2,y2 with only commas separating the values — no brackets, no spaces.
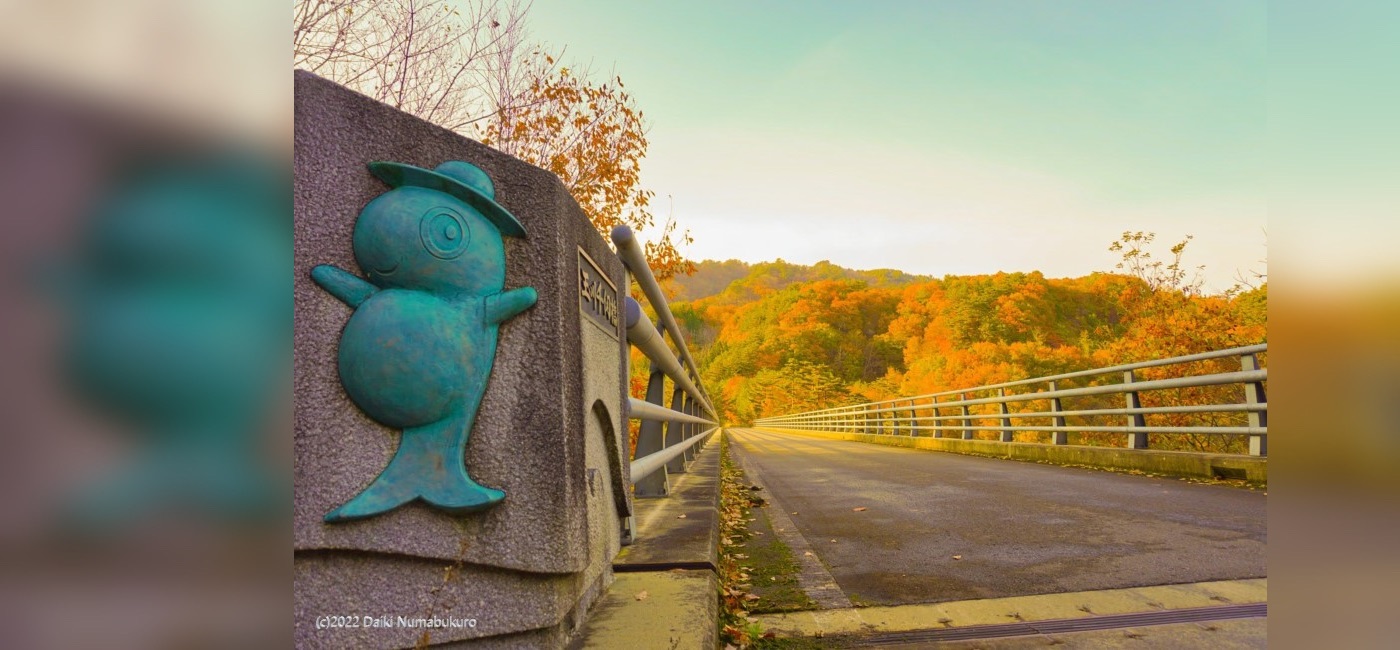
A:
739,499,817,613
720,434,838,649
717,434,768,648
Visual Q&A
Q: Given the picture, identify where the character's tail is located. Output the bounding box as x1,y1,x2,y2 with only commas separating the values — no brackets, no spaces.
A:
324,416,503,522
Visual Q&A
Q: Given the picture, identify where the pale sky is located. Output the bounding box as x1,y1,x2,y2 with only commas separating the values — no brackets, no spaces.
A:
528,1,1268,292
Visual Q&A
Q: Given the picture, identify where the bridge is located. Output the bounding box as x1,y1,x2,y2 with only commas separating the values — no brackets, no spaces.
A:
293,72,1266,649
577,343,1267,648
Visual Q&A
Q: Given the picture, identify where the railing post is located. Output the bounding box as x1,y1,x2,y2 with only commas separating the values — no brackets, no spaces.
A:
634,361,670,496
1048,380,1067,445
1124,370,1148,449
960,393,974,439
686,395,698,461
689,398,701,451
687,400,697,450
929,396,940,438
1241,353,1267,456
665,390,689,473
997,387,1014,442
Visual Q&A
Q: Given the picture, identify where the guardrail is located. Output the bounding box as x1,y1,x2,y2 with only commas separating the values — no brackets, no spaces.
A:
755,344,1267,456
611,226,721,524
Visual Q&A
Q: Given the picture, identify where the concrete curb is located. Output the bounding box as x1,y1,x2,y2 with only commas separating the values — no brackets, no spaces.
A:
568,570,717,649
756,578,1267,639
571,439,724,648
756,427,1266,484
614,447,721,572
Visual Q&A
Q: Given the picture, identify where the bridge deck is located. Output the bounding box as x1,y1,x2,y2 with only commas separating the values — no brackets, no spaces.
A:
729,428,1266,607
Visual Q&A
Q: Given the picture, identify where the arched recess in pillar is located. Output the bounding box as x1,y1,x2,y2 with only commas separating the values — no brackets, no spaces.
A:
592,399,631,519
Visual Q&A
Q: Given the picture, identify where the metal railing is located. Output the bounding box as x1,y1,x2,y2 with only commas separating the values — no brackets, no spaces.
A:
755,344,1267,456
611,226,721,511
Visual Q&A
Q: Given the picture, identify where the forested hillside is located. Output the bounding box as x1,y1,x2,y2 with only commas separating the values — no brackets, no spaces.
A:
664,259,928,303
659,235,1266,453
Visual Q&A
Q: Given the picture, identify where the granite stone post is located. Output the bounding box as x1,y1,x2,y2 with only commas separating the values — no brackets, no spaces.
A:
293,70,631,648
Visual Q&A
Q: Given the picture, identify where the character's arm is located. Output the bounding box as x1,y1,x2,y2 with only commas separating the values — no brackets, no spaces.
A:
486,286,537,324
311,265,378,308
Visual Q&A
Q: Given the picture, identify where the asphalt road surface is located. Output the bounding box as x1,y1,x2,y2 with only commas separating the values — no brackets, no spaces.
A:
728,428,1266,607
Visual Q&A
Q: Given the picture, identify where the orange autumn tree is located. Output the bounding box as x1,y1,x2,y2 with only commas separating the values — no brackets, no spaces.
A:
1093,232,1267,452
672,240,1263,453
481,50,693,280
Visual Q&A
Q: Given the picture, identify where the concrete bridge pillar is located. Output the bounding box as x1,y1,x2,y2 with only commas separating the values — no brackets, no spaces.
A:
293,71,631,648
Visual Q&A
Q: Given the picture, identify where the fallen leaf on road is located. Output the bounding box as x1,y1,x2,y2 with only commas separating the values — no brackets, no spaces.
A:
635,590,649,601
853,507,867,512
953,555,963,560
791,511,799,515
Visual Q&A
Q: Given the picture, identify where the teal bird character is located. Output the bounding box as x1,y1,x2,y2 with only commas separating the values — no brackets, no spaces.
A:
312,161,536,522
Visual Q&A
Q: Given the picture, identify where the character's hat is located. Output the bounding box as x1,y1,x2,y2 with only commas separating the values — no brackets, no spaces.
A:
367,160,527,238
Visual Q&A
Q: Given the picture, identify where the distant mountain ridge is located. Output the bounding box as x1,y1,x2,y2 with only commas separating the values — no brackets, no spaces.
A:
664,258,929,302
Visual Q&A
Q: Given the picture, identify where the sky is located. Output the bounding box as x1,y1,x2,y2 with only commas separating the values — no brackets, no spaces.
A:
527,0,1267,292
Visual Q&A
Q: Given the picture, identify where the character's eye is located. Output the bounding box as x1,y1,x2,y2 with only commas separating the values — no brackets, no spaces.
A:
420,208,470,259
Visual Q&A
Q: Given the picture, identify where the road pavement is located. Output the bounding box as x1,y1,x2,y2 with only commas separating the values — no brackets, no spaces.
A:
727,428,1267,607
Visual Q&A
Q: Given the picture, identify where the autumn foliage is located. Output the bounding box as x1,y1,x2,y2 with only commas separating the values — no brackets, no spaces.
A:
294,2,694,280
481,51,693,280
673,234,1266,454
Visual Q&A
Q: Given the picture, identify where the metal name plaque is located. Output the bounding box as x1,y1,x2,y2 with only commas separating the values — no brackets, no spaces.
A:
578,248,619,339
